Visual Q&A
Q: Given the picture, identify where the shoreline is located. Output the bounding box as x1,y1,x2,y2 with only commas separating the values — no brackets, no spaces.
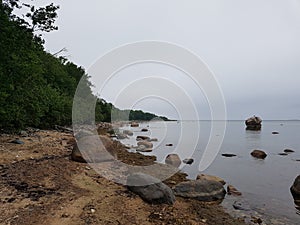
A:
0,127,248,225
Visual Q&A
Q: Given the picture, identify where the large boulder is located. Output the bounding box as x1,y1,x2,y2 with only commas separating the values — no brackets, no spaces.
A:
165,154,181,168
245,116,262,130
250,150,267,159
173,180,226,202
127,173,175,205
71,135,116,163
196,174,226,185
291,175,300,204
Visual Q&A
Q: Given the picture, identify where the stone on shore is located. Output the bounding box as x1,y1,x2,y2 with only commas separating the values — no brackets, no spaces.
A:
196,174,226,185
227,185,242,196
250,150,267,159
173,180,226,202
141,128,148,132
71,135,116,163
245,116,262,131
165,154,181,168
284,149,295,153
127,173,175,205
10,139,24,145
222,153,237,158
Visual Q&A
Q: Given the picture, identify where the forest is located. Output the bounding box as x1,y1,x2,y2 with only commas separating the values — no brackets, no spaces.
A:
0,0,168,131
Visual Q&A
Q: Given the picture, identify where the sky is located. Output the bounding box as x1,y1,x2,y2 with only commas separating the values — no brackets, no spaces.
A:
30,0,300,120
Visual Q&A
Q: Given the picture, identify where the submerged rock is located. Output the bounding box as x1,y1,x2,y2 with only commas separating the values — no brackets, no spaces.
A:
278,153,288,156
245,116,262,130
233,200,251,211
250,150,267,159
173,180,226,202
196,174,226,185
284,149,295,153
183,158,194,165
127,173,175,205
222,153,237,158
136,136,150,141
165,154,181,168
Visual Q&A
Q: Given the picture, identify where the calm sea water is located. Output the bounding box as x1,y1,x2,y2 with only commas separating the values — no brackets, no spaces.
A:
119,120,300,224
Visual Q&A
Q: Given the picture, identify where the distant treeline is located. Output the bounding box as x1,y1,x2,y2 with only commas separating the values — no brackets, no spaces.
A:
0,0,169,131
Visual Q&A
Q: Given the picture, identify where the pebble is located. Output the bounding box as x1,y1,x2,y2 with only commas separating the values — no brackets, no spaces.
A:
91,209,96,213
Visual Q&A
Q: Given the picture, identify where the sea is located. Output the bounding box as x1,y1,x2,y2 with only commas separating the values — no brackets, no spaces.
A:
117,120,300,224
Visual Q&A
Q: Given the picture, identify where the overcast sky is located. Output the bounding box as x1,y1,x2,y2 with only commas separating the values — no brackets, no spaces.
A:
35,0,300,120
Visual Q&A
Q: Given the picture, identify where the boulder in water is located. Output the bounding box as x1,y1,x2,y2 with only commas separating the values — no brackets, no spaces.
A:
165,154,181,168
245,116,262,130
250,150,267,159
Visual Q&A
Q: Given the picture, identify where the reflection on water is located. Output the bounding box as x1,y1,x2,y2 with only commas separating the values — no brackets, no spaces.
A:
118,120,300,224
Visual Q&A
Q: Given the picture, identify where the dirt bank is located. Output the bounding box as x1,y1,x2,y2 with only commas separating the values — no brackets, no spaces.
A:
0,129,247,225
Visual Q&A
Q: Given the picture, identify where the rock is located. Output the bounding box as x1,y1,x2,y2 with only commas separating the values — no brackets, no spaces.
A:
291,175,300,202
272,131,279,134
75,130,95,140
149,138,158,142
183,158,194,165
227,185,242,196
136,145,152,152
222,153,237,157
233,200,251,211
196,174,226,185
278,153,288,156
20,130,28,137
136,136,150,141
10,139,24,145
127,173,175,204
173,180,226,202
137,141,153,149
131,122,139,127
284,149,295,153
141,128,148,132
123,130,133,136
71,135,116,163
250,150,267,159
166,144,173,146
245,116,262,130
165,154,181,168
116,133,127,139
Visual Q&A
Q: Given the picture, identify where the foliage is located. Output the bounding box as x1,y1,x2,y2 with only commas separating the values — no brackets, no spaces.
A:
0,1,169,131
